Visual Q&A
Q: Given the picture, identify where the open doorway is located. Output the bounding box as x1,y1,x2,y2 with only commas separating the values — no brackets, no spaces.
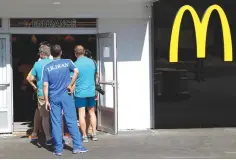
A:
12,34,97,131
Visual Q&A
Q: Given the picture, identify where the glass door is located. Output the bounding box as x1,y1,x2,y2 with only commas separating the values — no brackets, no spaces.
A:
0,34,12,133
96,32,118,134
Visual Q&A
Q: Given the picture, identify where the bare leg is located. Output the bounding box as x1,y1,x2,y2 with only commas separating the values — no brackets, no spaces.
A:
88,107,97,136
78,108,86,137
86,112,91,135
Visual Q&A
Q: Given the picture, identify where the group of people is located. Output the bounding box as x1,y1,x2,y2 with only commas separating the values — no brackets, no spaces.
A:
26,41,98,156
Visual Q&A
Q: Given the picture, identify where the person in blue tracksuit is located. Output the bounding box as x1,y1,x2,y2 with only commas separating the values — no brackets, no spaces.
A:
42,44,88,156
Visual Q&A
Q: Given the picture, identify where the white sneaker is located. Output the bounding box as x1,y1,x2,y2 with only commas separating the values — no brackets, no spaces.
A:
82,136,88,143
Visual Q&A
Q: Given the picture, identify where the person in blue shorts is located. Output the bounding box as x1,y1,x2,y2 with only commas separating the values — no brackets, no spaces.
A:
74,45,98,142
42,44,88,156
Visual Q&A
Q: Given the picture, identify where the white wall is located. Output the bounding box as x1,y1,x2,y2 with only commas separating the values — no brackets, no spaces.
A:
0,0,153,131
98,18,152,130
0,19,9,33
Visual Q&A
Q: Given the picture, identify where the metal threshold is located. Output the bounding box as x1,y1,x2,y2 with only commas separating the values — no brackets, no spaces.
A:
13,122,32,135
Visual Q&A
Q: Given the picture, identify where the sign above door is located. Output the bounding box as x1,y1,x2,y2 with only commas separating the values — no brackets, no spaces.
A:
10,18,96,28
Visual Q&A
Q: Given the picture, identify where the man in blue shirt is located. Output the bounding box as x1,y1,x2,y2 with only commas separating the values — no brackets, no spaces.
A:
43,44,88,156
27,42,53,142
74,45,98,142
28,45,52,145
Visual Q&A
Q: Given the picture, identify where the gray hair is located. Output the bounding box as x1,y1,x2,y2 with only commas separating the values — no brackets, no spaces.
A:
39,45,51,56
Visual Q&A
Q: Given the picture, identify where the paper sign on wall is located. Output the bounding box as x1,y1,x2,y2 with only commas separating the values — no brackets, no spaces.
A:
103,47,110,58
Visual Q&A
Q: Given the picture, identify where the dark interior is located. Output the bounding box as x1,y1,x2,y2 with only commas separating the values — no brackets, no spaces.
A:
153,0,236,128
12,34,96,122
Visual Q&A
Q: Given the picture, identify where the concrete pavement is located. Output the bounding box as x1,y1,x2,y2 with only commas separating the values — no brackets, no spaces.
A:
1,128,236,158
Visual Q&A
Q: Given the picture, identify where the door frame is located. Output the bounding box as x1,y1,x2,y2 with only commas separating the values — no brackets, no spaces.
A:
9,28,97,35
0,34,13,133
1,20,119,134
6,28,119,134
9,29,97,132
96,32,118,134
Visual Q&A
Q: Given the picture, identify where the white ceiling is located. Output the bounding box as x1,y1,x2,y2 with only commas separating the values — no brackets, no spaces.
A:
0,0,154,5
0,0,154,18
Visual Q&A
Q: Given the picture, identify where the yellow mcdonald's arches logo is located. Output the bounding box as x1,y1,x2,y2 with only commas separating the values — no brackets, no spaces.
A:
169,4,233,62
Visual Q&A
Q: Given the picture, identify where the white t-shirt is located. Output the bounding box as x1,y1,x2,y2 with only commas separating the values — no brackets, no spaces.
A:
38,55,53,61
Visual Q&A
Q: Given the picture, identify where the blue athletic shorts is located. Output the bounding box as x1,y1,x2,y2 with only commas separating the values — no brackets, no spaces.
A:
75,96,96,108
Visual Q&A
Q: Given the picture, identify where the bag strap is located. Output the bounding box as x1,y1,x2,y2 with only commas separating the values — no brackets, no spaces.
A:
92,59,97,71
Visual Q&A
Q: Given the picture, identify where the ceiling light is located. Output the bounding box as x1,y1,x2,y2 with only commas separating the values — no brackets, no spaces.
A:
53,1,61,5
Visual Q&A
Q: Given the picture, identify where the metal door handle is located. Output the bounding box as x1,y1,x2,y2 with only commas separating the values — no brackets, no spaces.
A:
99,81,116,87
0,82,10,87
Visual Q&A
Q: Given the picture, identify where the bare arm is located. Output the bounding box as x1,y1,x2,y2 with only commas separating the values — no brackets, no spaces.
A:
43,82,51,111
67,68,78,94
69,68,79,87
95,72,99,84
72,84,75,92
27,75,37,91
43,82,49,103
26,71,31,81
